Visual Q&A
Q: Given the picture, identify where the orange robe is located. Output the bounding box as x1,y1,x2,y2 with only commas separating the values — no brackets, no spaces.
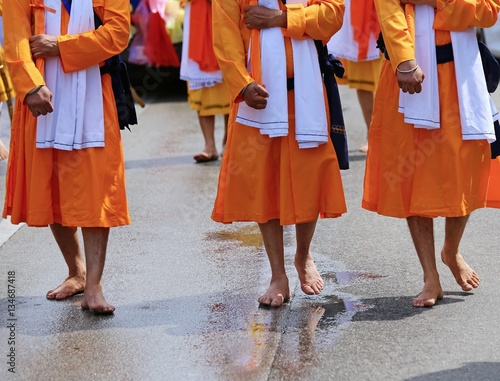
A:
487,158,500,207
3,0,131,227
363,0,500,218
211,0,347,225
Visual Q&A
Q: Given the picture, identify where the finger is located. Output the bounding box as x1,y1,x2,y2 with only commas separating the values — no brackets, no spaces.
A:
255,85,269,98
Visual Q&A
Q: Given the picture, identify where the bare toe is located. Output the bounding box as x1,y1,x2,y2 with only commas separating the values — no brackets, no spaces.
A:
441,251,480,292
412,280,443,308
81,286,115,315
46,275,85,300
258,276,290,308
295,253,324,296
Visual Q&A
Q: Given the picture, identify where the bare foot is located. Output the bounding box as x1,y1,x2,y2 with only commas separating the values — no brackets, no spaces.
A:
0,140,9,160
359,143,368,153
258,276,290,307
46,275,86,300
81,285,115,315
441,250,480,291
294,253,324,295
412,279,444,308
193,151,219,163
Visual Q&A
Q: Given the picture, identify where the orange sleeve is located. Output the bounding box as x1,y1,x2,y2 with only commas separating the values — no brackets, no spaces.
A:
212,0,253,103
3,0,46,101
374,0,415,73
283,0,344,41
434,0,500,30
58,0,130,73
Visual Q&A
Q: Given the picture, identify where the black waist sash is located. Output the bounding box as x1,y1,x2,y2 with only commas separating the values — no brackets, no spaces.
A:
377,33,454,64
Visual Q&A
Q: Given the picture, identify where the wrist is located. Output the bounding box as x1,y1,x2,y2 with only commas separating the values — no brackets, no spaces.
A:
277,10,287,28
27,85,44,96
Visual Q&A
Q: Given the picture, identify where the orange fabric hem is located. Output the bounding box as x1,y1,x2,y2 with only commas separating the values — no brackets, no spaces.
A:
211,211,344,226
362,200,484,218
3,210,131,228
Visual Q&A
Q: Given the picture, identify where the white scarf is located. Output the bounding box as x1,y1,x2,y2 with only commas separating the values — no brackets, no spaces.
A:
236,0,328,149
399,5,498,142
37,0,105,151
327,0,381,62
179,2,223,90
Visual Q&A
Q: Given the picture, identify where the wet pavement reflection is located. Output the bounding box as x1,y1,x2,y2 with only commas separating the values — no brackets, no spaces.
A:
201,225,385,379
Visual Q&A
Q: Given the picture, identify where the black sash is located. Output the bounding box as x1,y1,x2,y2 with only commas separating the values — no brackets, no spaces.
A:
61,0,137,130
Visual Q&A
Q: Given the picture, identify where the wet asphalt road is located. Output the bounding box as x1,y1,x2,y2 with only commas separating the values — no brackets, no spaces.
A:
0,77,500,381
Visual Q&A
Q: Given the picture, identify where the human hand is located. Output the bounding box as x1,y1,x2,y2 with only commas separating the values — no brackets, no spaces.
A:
242,82,269,109
25,86,54,117
400,0,437,7
243,5,286,30
397,60,425,94
29,34,60,58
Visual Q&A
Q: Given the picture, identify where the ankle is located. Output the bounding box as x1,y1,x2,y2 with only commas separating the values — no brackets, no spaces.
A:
423,271,440,284
270,274,288,283
294,251,312,263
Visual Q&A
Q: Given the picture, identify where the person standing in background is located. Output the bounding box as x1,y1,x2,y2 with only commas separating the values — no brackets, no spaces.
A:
327,0,382,153
180,0,229,163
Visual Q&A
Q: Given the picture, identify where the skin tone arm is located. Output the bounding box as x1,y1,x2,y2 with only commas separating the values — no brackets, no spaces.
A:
397,0,437,94
25,34,59,117
240,5,288,109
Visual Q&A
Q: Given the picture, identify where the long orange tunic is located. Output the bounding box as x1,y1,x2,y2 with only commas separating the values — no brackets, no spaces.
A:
363,0,500,218
3,0,131,227
211,0,346,225
487,158,500,207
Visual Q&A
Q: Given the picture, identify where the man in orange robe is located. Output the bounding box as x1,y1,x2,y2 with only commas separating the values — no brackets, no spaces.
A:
212,0,346,307
3,0,131,314
363,0,500,307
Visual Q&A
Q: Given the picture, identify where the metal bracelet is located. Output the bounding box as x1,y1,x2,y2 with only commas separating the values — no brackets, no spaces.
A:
396,64,419,74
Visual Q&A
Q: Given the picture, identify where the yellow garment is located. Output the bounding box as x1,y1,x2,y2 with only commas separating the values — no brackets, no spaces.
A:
3,0,131,227
363,0,500,218
187,82,230,116
0,45,15,102
211,0,346,225
337,56,383,92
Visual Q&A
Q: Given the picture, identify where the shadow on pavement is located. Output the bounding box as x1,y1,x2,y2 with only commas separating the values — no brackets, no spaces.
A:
352,295,466,321
405,362,500,381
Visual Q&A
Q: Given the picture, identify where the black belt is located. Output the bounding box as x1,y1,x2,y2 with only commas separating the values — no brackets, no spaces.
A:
377,33,454,64
287,77,294,91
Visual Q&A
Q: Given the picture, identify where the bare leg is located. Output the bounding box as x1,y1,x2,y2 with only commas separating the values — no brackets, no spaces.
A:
0,139,9,160
407,217,443,307
295,219,324,295
47,224,86,300
441,215,480,291
80,227,115,314
258,220,290,307
357,89,374,153
194,113,218,162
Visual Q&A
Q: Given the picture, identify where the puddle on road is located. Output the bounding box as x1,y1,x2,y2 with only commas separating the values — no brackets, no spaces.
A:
206,225,263,249
200,226,385,377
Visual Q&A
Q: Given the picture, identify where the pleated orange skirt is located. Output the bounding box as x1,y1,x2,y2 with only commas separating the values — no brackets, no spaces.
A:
363,59,491,218
487,157,500,208
212,90,347,226
3,74,131,227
